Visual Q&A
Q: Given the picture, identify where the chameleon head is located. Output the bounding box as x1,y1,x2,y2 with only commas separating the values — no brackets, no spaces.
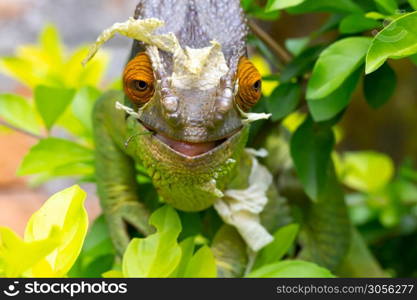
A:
119,1,265,211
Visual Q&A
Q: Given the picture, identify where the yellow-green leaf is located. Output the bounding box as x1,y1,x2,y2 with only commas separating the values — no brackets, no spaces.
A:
122,206,182,278
0,226,60,277
339,151,394,193
0,94,42,135
24,185,88,276
183,246,217,278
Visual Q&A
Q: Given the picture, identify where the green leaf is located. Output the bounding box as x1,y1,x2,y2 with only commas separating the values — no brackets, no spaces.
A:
24,185,88,276
18,137,94,175
0,94,42,135
287,0,363,14
290,117,335,200
340,151,394,193
364,62,397,109
374,0,398,14
308,68,361,121
307,37,371,100
267,83,301,121
266,0,306,11
254,224,300,269
71,86,101,133
246,260,335,278
34,85,75,130
183,246,217,278
409,0,417,10
366,12,417,74
339,14,380,34
285,37,310,56
122,206,182,278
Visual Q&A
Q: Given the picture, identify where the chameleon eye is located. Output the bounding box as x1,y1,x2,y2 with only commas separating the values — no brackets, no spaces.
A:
123,52,155,105
134,80,148,91
235,57,262,112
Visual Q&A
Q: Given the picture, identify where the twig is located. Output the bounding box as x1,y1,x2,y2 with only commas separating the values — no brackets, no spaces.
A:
0,120,44,139
248,19,292,64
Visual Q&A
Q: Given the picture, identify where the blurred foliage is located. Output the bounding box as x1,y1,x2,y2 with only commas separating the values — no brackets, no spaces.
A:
1,0,417,277
0,185,87,277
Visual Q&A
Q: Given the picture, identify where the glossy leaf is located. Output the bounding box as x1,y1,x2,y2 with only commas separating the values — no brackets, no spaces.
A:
34,85,75,130
267,83,301,121
246,260,335,278
307,37,371,100
364,62,397,109
366,12,417,74
0,94,42,135
24,185,88,276
308,68,361,121
290,117,335,200
339,14,380,34
18,137,94,176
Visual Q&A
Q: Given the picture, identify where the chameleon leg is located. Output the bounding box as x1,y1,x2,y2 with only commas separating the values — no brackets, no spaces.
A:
93,91,154,256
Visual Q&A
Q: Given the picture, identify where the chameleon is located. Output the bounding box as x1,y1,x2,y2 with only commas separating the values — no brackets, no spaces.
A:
85,0,389,278
88,0,289,267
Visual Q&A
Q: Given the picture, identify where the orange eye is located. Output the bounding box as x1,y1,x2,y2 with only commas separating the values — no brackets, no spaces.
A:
123,52,155,105
235,57,262,112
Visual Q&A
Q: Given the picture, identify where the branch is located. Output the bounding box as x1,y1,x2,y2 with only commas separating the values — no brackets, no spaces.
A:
0,119,44,139
248,19,292,64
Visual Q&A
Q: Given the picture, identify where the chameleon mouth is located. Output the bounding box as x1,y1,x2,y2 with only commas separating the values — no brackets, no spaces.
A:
154,133,223,157
138,120,242,158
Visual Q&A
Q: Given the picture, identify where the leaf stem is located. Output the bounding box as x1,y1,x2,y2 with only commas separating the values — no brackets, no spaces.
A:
0,120,44,139
248,19,293,64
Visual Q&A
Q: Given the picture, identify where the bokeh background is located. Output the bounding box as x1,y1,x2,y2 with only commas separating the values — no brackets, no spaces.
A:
0,0,136,234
